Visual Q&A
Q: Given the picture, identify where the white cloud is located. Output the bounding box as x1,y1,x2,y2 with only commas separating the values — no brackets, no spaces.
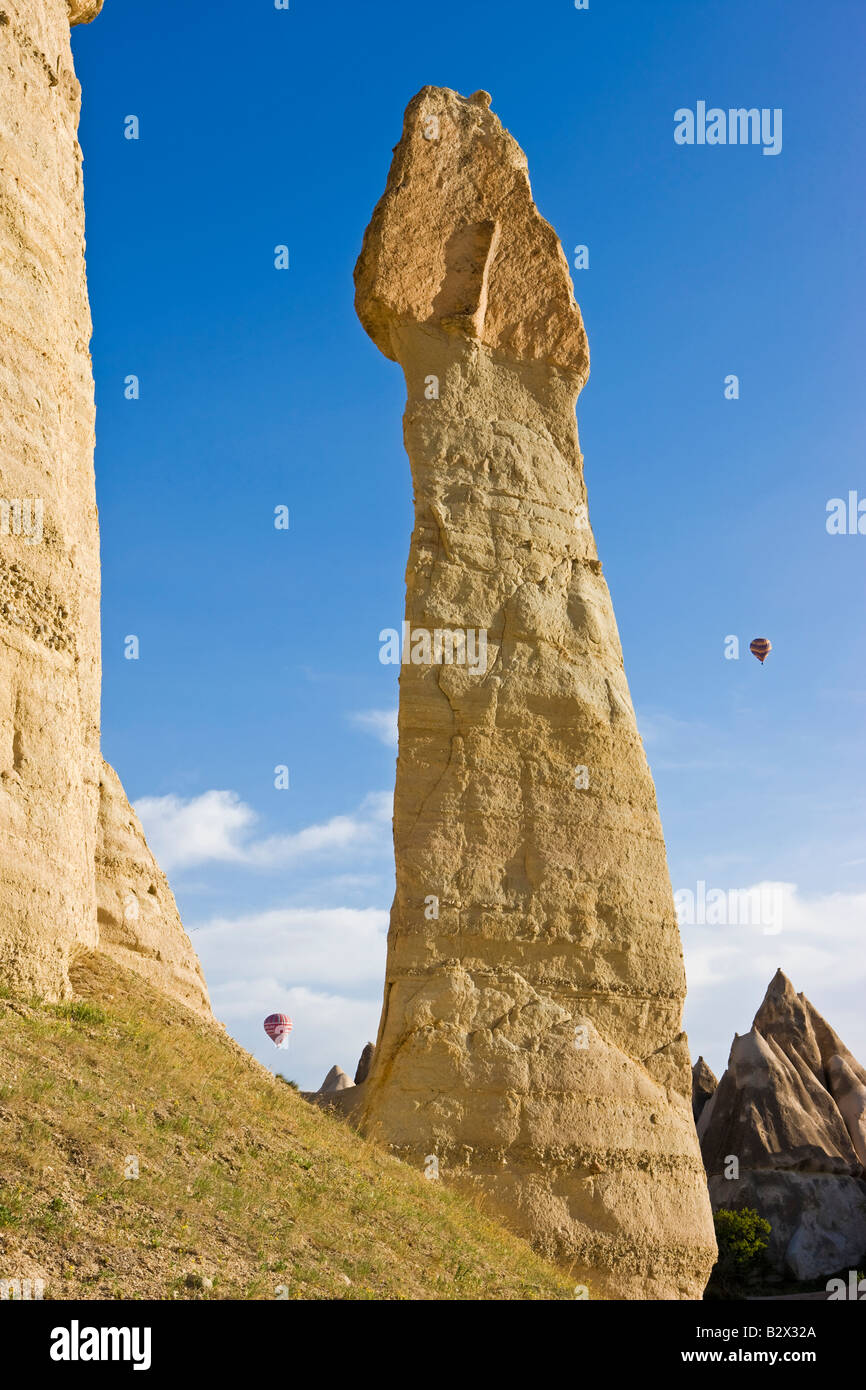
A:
134,788,392,872
349,708,398,748
209,978,382,1093
194,906,390,1090
132,775,866,1100
134,789,255,870
194,905,389,993
683,881,866,1081
201,881,866,1091
132,787,395,1086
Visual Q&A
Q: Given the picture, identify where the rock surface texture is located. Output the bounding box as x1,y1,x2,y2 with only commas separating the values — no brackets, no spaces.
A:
354,86,715,1299
0,1,209,1015
692,1056,718,1124
67,0,104,23
699,970,866,1279
95,761,210,1016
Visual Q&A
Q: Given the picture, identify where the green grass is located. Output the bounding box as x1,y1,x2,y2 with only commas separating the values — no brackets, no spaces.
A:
49,1001,107,1026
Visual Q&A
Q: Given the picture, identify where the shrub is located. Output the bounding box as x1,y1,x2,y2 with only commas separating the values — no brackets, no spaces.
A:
706,1207,772,1298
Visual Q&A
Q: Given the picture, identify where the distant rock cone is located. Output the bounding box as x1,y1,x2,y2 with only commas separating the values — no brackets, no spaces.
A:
319,1066,353,1095
692,1056,718,1125
699,970,866,1280
354,85,716,1300
0,1,210,1017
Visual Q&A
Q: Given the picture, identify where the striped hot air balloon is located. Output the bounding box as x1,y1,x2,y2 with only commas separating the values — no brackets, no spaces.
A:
750,637,772,665
264,1013,293,1049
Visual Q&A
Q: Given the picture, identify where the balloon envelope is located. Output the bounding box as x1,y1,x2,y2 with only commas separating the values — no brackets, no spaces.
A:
750,637,772,664
264,1012,293,1048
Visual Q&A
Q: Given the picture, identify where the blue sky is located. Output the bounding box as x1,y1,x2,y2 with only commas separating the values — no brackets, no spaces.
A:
72,0,865,1087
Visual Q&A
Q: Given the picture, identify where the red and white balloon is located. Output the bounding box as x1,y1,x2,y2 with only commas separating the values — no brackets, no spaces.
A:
263,1013,293,1049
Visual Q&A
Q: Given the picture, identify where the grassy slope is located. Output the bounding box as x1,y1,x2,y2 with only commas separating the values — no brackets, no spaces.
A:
0,953,575,1300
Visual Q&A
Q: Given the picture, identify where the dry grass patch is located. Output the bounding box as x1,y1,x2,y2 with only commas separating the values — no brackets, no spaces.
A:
0,953,575,1301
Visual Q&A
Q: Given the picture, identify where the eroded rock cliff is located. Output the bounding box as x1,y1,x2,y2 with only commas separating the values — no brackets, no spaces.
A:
96,761,210,1016
354,86,715,1299
0,1,209,1016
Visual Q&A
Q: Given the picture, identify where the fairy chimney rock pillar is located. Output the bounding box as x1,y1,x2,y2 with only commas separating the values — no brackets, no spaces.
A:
354,86,716,1299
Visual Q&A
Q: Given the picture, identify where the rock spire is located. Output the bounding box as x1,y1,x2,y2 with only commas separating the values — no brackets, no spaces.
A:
699,970,866,1279
354,86,715,1298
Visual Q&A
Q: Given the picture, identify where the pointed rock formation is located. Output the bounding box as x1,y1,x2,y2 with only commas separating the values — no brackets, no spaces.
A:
0,2,209,1015
692,1056,718,1125
754,970,866,1170
699,970,866,1279
319,1065,353,1095
354,1042,375,1085
354,86,715,1299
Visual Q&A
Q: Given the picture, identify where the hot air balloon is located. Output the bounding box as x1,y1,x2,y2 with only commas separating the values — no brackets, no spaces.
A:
750,637,772,665
264,1013,293,1049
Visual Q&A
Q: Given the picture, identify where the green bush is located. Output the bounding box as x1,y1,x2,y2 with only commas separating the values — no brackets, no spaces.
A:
715,1207,771,1266
706,1207,772,1298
